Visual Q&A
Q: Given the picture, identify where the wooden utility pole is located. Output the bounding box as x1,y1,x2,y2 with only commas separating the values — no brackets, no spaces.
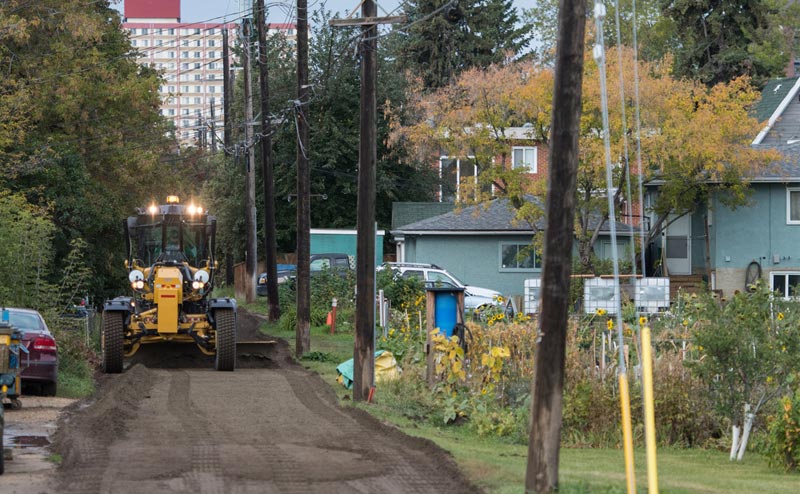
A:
210,97,217,153
524,0,587,491
243,17,258,304
256,0,280,321
296,0,311,355
329,7,405,402
223,27,232,157
353,0,378,403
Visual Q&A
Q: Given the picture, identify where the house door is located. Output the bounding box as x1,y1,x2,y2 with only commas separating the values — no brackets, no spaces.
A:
664,214,691,275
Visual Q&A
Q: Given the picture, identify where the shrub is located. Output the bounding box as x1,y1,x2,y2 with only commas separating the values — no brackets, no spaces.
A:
44,309,96,398
376,268,425,313
766,388,800,471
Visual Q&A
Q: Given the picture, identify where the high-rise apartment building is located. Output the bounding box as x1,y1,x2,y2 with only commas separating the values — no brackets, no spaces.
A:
121,0,295,147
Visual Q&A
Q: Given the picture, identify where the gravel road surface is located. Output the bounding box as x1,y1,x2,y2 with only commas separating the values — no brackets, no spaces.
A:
48,310,479,493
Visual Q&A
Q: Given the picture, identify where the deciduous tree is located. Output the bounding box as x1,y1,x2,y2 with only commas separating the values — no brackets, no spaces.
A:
392,47,778,271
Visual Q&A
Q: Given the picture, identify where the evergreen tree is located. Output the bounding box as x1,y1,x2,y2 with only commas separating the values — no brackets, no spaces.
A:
398,0,531,89
662,0,784,86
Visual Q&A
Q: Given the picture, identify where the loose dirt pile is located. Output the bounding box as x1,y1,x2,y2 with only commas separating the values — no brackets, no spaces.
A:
50,310,480,493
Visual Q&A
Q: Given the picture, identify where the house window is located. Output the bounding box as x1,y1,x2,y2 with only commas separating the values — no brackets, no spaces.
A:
787,188,800,224
771,272,800,298
438,156,478,202
499,243,540,271
512,146,538,173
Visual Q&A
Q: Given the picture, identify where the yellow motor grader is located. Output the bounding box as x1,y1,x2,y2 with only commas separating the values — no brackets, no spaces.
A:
101,196,237,372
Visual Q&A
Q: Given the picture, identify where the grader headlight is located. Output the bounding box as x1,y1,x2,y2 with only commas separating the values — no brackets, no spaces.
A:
129,269,145,291
192,269,210,290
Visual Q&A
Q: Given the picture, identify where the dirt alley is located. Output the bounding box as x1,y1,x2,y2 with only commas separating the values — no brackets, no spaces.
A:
43,310,479,493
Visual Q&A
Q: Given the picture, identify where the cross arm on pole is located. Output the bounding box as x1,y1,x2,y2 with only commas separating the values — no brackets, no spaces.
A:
328,15,407,27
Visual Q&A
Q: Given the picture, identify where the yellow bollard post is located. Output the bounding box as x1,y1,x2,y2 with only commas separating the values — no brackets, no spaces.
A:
641,326,659,493
618,371,636,494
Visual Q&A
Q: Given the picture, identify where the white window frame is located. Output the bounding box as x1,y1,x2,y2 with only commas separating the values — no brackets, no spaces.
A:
499,242,540,272
787,187,800,224
770,271,800,299
438,155,477,202
512,146,538,173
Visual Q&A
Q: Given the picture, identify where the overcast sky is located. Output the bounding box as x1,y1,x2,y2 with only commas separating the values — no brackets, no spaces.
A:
112,0,535,24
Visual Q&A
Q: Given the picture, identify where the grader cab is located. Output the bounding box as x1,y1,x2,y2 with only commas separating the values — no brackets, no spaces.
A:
101,196,237,372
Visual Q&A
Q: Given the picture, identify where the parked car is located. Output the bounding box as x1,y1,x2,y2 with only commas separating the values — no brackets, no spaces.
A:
309,253,354,274
3,308,58,396
256,264,297,296
381,262,512,316
263,254,355,294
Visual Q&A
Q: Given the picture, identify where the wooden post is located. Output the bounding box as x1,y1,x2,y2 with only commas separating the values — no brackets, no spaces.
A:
210,97,217,153
425,290,436,386
295,0,311,356
242,18,257,304
256,0,280,322
525,0,587,490
329,7,405,403
222,28,232,157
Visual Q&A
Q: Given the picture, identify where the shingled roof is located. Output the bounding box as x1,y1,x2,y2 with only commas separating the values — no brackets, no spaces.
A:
392,198,633,234
391,202,456,230
753,77,800,145
755,77,799,122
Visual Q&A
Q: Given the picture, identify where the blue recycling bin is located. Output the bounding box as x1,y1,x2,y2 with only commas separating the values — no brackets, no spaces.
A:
427,287,465,338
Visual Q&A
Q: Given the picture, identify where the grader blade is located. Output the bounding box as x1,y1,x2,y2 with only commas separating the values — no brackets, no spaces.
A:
236,340,276,359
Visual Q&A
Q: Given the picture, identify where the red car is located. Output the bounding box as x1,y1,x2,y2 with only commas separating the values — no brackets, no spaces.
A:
4,308,58,396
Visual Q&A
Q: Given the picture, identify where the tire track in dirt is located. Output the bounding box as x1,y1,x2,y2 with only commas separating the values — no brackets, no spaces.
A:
51,310,480,493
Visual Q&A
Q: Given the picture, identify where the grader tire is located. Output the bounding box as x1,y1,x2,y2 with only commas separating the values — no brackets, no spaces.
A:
102,311,124,374
214,309,236,371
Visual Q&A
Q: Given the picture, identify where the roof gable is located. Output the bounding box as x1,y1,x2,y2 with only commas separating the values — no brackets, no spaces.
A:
753,77,800,145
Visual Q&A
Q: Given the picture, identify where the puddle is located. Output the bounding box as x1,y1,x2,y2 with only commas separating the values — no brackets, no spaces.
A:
12,435,50,448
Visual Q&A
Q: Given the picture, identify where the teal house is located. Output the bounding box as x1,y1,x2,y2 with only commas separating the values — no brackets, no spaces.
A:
391,200,633,298
682,76,800,298
310,229,385,266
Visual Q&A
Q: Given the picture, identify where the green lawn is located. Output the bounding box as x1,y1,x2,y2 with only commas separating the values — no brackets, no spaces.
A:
242,301,799,493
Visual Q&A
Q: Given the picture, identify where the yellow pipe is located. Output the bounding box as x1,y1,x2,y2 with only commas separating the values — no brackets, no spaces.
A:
641,326,659,493
618,372,636,494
